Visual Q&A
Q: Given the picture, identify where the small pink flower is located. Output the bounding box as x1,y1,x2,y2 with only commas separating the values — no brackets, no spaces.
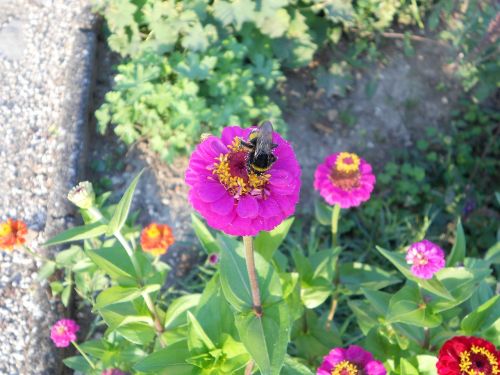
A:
185,125,301,236
50,319,79,348
406,240,445,279
314,152,375,208
208,253,219,265
102,369,127,375
317,345,386,375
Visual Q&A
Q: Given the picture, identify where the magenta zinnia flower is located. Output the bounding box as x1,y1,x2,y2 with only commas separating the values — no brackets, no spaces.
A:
406,240,445,279
314,152,375,208
102,369,127,375
185,126,301,236
50,319,79,348
317,345,386,375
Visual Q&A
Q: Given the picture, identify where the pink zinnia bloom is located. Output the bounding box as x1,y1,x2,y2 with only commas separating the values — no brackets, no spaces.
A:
314,152,375,208
317,345,386,375
406,240,445,279
185,126,301,236
50,319,79,348
102,370,127,375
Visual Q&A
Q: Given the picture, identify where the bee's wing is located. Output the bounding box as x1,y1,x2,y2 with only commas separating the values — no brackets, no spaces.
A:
255,121,274,157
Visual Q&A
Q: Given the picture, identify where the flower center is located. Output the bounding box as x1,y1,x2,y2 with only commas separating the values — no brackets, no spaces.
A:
407,248,429,266
459,345,500,375
213,137,270,199
0,222,12,236
331,360,359,375
146,225,161,239
56,325,67,335
330,152,361,191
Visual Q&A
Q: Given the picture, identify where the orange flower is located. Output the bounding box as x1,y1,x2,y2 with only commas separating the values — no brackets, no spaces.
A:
0,218,28,251
140,223,175,256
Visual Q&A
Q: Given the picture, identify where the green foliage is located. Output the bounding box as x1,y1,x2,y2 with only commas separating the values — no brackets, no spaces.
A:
94,0,434,161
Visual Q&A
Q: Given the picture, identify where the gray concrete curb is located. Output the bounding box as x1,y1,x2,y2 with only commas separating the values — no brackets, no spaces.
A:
0,1,97,373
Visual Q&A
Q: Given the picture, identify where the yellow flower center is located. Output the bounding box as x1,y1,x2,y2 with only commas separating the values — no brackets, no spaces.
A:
212,137,270,199
0,222,12,236
331,360,358,375
335,152,360,173
146,225,161,239
459,345,500,375
56,325,67,334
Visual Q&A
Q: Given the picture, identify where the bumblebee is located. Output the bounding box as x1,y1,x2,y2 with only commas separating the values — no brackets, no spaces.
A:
240,121,278,174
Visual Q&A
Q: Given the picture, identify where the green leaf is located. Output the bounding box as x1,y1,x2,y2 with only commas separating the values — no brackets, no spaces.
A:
63,356,92,372
376,246,453,300
95,286,142,309
461,295,500,334
44,222,108,246
314,200,332,225
282,356,314,375
485,242,500,264
133,340,195,374
107,169,144,235
254,217,294,261
191,214,220,254
213,0,255,29
116,321,156,345
387,283,442,328
348,300,380,335
416,355,438,375
235,302,290,375
428,267,481,312
400,358,419,375
55,246,82,266
340,262,401,293
300,277,332,309
219,236,282,312
37,261,56,281
86,246,137,283
187,312,216,354
164,294,201,330
447,218,466,266
61,285,72,307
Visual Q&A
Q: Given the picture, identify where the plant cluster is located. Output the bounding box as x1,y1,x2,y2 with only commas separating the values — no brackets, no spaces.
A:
94,0,435,161
2,123,498,374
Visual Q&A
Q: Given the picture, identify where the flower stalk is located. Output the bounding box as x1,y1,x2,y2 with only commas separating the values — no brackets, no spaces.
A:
326,204,341,330
243,236,262,317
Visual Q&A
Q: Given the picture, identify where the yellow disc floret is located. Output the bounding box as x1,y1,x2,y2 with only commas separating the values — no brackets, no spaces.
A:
335,152,361,173
331,360,358,375
459,346,500,375
212,137,270,198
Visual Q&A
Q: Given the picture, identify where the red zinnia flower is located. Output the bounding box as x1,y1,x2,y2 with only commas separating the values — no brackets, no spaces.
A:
437,336,500,375
140,223,175,256
0,218,28,251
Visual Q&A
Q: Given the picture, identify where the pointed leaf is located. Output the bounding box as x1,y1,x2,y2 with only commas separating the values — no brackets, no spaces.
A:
377,246,453,300
235,302,290,375
219,235,282,312
95,286,142,309
255,217,294,261
107,169,144,234
44,222,108,246
164,294,201,330
86,246,137,283
191,214,220,254
447,218,466,266
461,295,500,334
133,340,195,374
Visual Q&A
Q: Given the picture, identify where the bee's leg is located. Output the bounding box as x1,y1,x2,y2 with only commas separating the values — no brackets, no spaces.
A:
240,139,255,150
269,154,277,164
271,143,278,149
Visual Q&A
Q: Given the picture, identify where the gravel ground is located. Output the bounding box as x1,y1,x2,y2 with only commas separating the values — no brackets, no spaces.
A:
0,0,96,373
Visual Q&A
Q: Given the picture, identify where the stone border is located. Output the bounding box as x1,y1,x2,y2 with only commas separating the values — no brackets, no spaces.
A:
0,1,97,373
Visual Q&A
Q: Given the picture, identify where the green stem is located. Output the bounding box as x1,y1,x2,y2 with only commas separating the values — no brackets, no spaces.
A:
87,206,166,347
243,236,262,317
72,341,96,370
326,204,341,329
331,204,341,249
22,245,50,262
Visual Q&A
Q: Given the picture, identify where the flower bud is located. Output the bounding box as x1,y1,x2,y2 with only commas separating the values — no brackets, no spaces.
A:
67,181,95,209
